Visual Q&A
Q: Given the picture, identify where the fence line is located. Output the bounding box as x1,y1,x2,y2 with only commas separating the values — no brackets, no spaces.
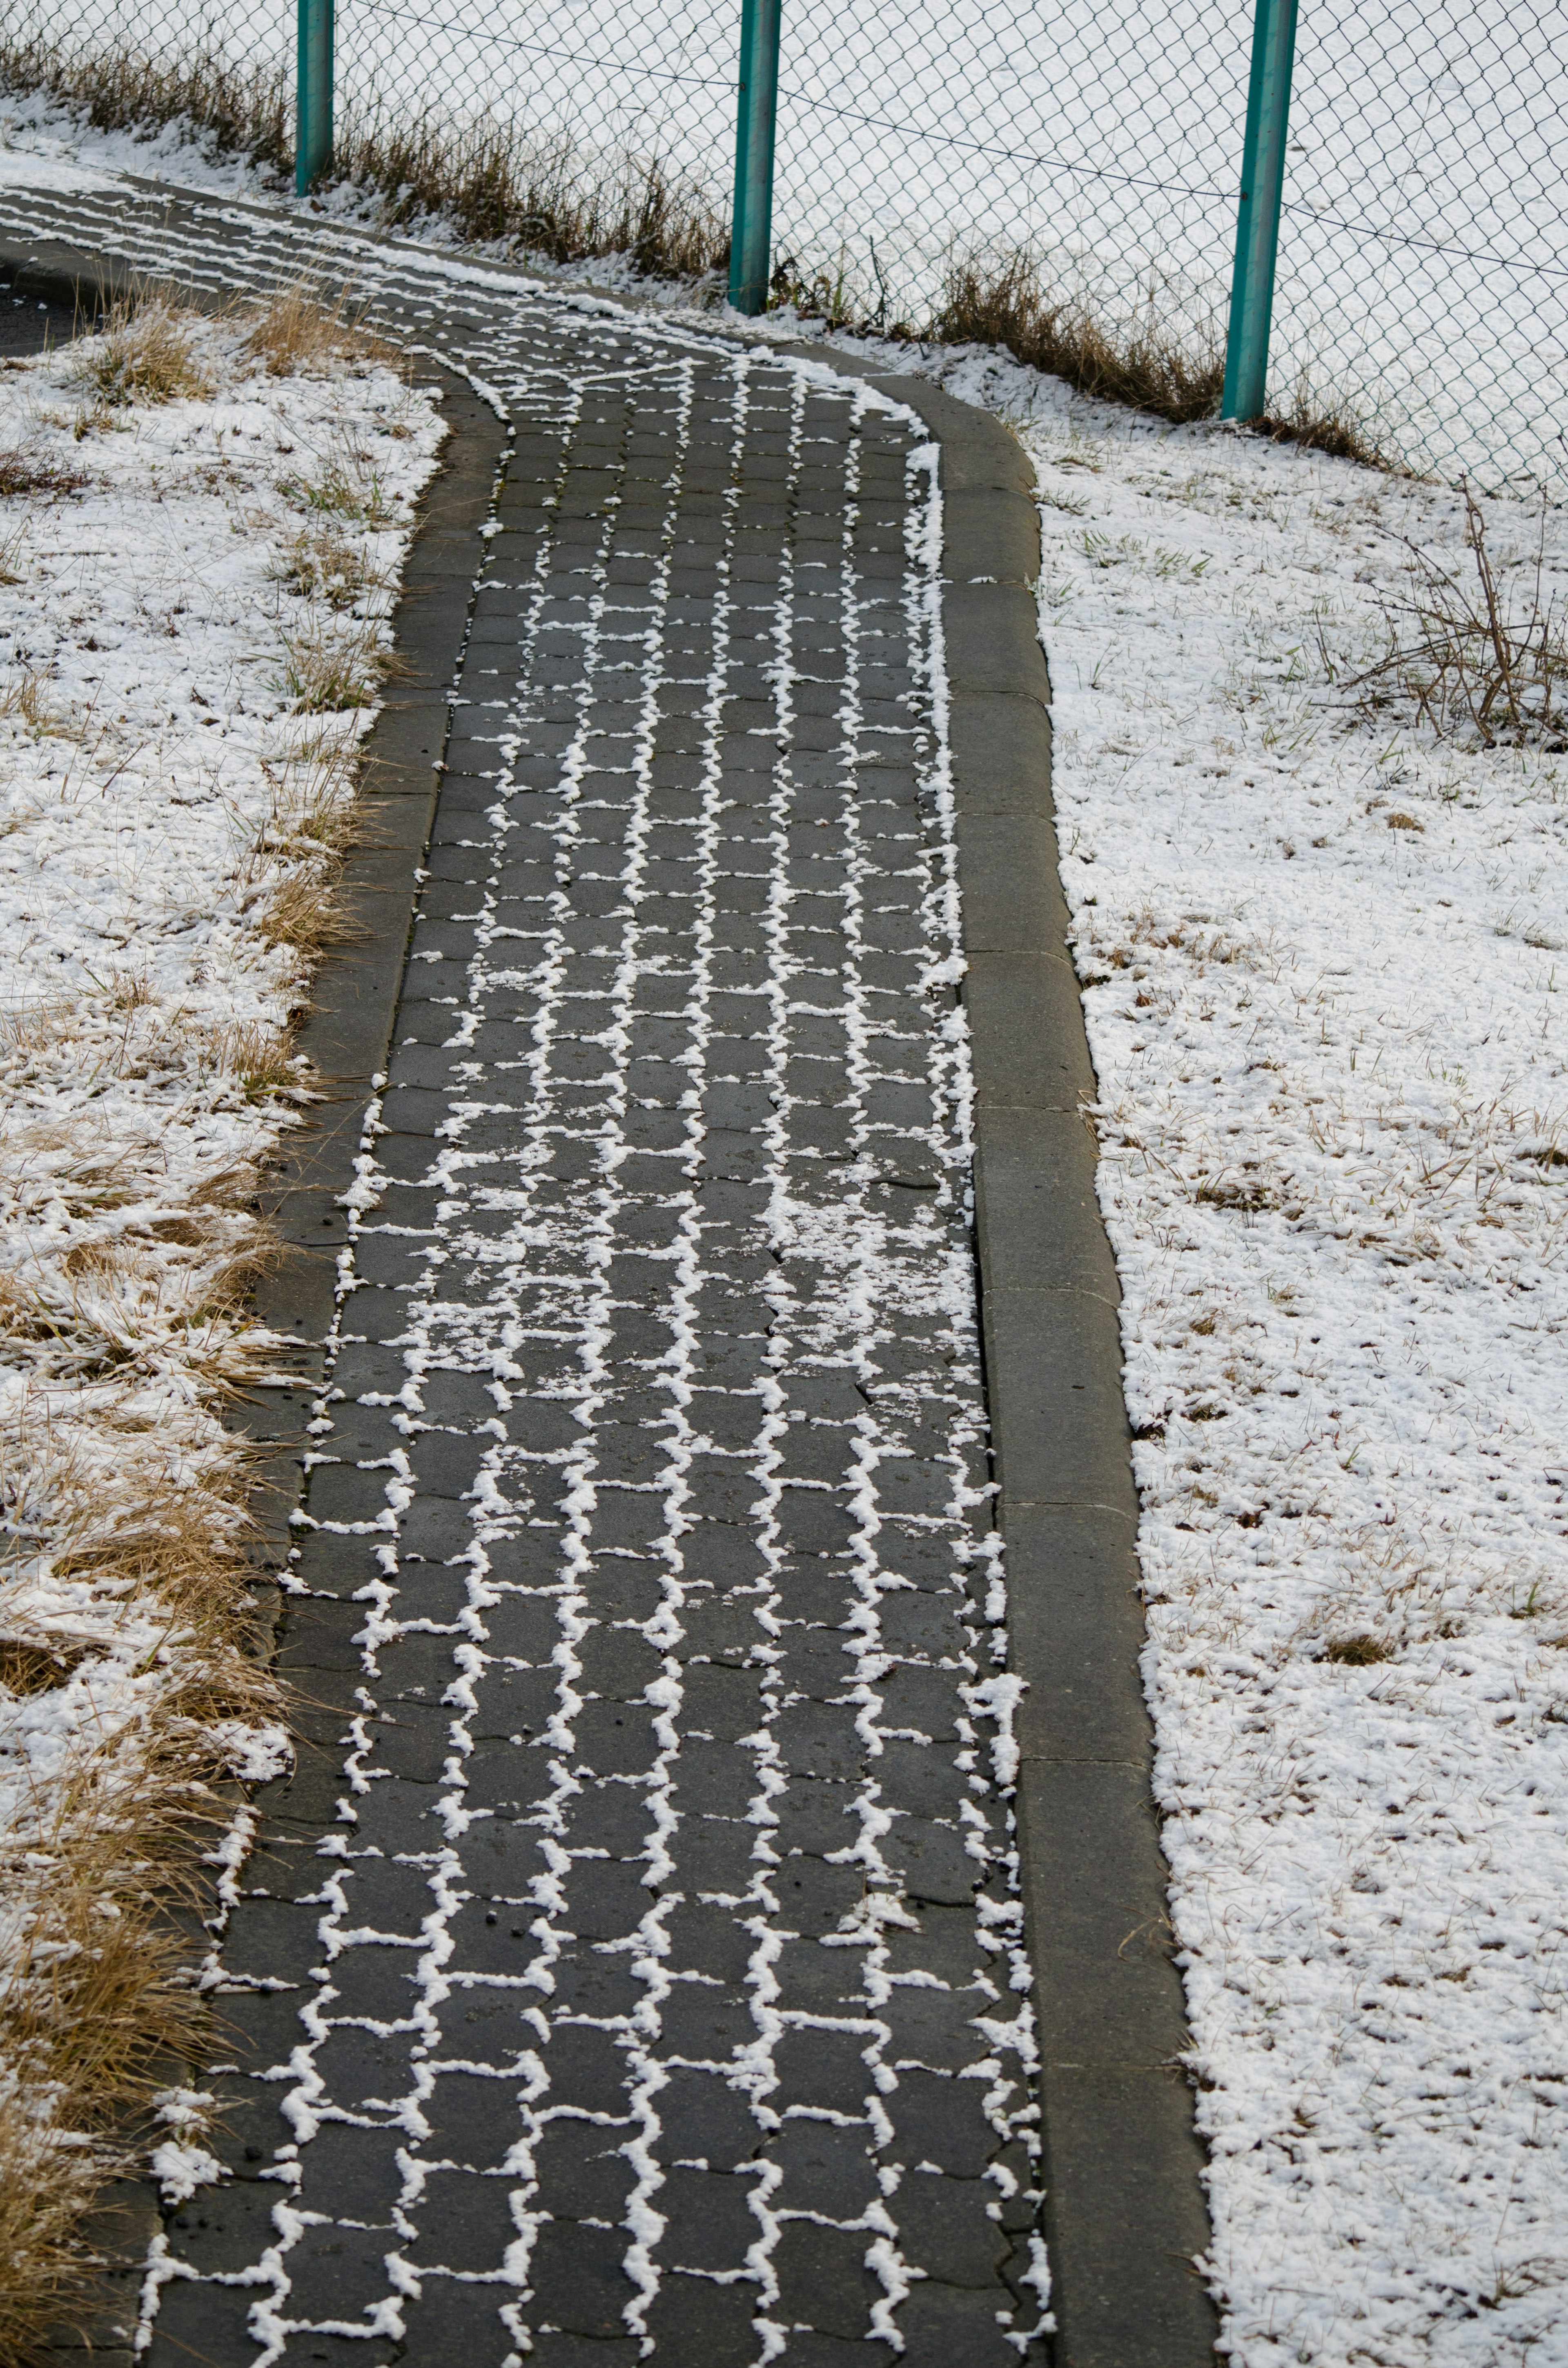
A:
4,0,1566,490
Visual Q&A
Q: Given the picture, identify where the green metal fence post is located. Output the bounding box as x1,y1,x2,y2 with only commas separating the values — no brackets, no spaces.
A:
728,0,781,314
1221,0,1300,420
296,0,334,196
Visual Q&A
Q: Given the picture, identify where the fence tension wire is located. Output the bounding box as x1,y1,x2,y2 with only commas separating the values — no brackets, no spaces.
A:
296,0,334,196
729,0,781,314
1221,0,1298,421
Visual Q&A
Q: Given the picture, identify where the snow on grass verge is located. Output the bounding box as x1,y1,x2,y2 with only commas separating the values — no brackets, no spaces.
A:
882,339,1568,2367
0,286,441,2350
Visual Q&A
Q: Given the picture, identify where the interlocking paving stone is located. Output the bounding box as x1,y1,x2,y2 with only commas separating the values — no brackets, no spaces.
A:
0,187,1051,2362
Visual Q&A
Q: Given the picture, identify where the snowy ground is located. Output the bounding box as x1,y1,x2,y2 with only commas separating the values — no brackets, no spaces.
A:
0,283,441,2255
883,337,1568,2366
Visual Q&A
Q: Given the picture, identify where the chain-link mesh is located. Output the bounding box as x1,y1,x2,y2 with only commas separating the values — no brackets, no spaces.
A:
7,0,1568,486
1276,0,1568,488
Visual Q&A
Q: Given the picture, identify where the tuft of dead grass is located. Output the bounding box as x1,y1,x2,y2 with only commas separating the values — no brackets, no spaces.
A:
278,619,393,714
0,33,724,282
1254,398,1385,468
331,103,727,275
206,1020,310,1104
771,243,1386,459
238,285,399,382
281,448,397,530
270,522,392,612
1324,1633,1395,1665
68,299,211,410
0,33,289,174
0,1517,281,2357
0,1639,83,1693
287,764,360,857
0,114,428,2328
1341,482,1568,746
0,666,67,735
0,450,87,499
254,870,351,959
927,252,1225,427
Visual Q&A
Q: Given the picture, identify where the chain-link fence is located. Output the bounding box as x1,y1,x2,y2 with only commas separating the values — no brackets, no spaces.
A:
6,0,1568,490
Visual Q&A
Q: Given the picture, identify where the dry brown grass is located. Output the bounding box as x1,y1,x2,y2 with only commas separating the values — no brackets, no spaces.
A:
0,450,87,499
1324,1632,1395,1665
1254,397,1386,467
68,299,211,411
927,253,1225,427
0,1479,282,2357
0,1232,291,2368
0,136,424,2336
774,246,1384,458
254,869,351,959
281,446,398,531
207,1020,309,1104
0,667,66,734
50,1483,266,1639
0,33,289,174
287,762,360,858
0,1638,84,1693
271,521,393,612
0,1784,224,2355
238,285,399,382
0,33,724,281
332,103,726,274
279,619,393,714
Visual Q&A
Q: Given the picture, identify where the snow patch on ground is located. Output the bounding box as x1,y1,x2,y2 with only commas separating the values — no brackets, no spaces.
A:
885,342,1568,2368
0,294,441,2190
0,88,268,197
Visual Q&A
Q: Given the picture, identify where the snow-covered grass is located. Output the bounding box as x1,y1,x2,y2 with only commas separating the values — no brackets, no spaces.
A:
872,336,1568,2366
0,288,441,2348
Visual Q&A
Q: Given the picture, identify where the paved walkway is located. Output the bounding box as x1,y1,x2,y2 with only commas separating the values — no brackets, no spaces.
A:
0,190,1046,2363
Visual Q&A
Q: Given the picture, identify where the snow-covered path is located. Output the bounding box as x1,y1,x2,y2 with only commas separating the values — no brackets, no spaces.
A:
0,182,1053,2362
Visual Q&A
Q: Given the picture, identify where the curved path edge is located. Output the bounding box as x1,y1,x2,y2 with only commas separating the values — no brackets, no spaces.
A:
782,345,1218,2366
0,206,1216,2367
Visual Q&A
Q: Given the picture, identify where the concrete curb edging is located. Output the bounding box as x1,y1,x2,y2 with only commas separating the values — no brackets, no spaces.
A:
239,372,510,1608
771,345,1219,2366
0,232,512,1596
0,220,1217,2360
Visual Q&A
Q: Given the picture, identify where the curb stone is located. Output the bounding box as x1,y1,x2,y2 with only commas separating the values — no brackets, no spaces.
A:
772,342,1221,2368
0,217,1217,2363
237,370,510,1620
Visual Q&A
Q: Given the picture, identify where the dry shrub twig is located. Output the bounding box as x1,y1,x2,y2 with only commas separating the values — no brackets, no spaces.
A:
1344,482,1568,745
